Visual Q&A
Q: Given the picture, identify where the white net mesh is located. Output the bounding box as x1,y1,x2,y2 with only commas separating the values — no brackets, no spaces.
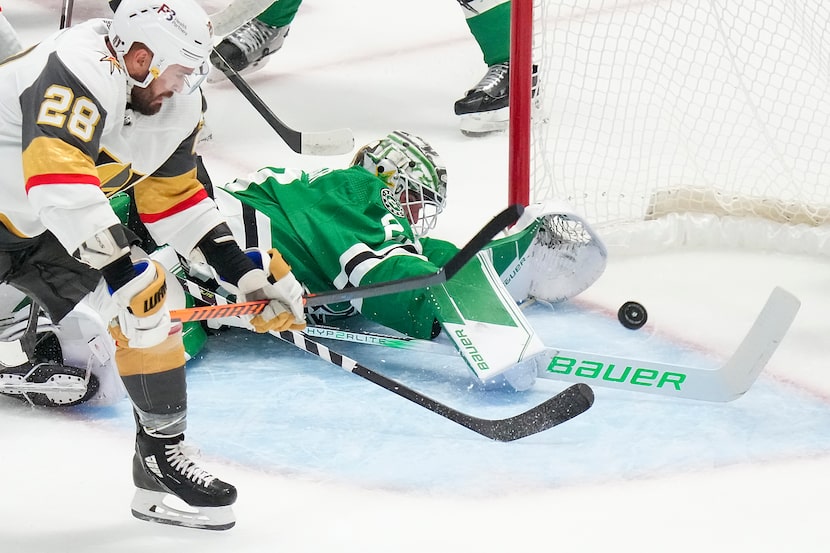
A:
527,0,830,254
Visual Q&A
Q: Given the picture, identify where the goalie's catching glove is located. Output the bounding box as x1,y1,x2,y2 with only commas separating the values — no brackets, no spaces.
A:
109,259,172,348
237,249,306,333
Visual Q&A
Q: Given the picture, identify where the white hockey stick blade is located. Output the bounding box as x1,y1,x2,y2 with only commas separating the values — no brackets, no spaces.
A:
538,286,801,402
300,127,356,156
214,49,356,157
210,0,275,35
306,287,801,402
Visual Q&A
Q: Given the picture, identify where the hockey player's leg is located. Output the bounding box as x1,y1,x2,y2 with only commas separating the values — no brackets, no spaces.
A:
110,326,237,530
455,0,512,135
430,251,542,391
209,0,302,79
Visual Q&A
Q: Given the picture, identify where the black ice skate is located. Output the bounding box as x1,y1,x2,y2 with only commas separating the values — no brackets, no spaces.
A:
131,427,237,530
454,62,539,136
0,361,98,407
210,19,290,80
454,61,510,136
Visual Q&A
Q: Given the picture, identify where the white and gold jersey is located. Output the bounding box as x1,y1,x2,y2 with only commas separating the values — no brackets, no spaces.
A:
116,90,224,258
0,18,223,259
0,19,126,253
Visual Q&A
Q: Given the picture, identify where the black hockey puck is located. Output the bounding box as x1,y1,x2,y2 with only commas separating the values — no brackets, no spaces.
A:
618,301,648,330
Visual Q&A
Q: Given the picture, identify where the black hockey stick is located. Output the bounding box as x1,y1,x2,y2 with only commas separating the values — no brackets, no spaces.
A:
18,299,40,360
103,2,352,155
59,0,75,29
211,48,354,156
170,270,595,438
275,330,594,441
171,204,524,321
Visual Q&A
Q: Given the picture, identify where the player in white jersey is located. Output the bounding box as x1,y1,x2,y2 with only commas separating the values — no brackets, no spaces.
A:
0,0,305,530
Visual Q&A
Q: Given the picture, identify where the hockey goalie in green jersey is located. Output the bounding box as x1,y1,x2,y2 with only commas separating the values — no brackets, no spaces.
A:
203,131,608,390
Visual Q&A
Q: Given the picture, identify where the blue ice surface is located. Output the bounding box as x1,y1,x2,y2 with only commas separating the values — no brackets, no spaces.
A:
82,301,830,494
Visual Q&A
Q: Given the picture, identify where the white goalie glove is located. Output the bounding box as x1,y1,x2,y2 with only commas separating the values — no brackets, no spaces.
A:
500,202,608,304
236,248,306,333
110,259,173,348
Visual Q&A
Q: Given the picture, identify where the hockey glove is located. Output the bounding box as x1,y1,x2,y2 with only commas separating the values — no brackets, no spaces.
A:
237,249,306,333
110,259,172,348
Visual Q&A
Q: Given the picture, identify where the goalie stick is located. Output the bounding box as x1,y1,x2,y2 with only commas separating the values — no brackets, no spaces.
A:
170,204,523,321
169,227,798,402
273,330,594,441
539,287,800,402
210,48,355,156
300,288,801,402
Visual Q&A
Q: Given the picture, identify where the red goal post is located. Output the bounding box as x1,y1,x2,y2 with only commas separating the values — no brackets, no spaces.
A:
508,0,830,256
508,0,533,207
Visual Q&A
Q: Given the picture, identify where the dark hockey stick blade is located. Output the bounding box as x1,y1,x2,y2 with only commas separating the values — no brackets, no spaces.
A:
357,362,595,442
213,49,354,155
276,330,593,441
171,270,592,439
303,203,524,306
461,383,595,442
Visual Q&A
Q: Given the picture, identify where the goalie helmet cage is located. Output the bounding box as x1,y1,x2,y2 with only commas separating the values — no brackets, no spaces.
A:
508,0,830,257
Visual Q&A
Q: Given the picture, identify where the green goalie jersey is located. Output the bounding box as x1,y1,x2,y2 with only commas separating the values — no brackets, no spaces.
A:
215,164,555,387
215,165,459,339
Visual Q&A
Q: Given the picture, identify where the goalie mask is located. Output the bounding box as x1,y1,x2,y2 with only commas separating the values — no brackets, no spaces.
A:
352,131,448,237
109,0,213,94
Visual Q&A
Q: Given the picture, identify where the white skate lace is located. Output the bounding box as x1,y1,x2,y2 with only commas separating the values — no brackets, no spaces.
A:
229,19,280,55
473,63,509,93
165,442,217,486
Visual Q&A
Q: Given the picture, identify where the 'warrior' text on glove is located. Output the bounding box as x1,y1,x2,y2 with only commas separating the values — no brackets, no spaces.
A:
110,259,173,348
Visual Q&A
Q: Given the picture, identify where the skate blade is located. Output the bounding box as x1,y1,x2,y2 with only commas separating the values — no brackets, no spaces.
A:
459,107,509,137
131,488,236,531
0,373,88,406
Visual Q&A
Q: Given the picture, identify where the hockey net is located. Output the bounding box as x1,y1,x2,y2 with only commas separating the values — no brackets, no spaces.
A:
509,0,830,256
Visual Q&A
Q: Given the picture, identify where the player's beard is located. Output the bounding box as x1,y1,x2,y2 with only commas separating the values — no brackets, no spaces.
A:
130,84,173,116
